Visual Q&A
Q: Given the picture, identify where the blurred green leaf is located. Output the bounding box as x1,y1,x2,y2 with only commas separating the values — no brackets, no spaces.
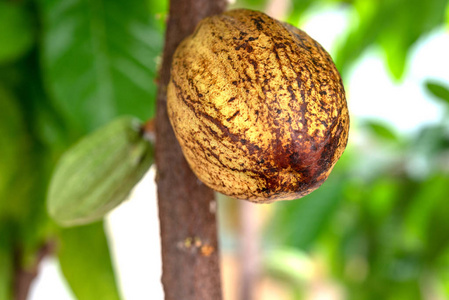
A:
383,281,422,300
436,250,449,296
267,174,345,250
148,0,168,15
0,225,13,300
287,0,315,25
263,248,310,298
404,175,449,259
0,84,39,222
447,1,449,28
39,0,163,133
335,0,447,80
0,2,35,65
408,124,449,177
231,0,268,11
422,179,449,262
147,0,168,30
0,54,61,252
439,270,449,297
264,248,312,283
364,178,400,221
413,125,449,154
58,222,120,300
364,120,399,142
380,34,408,80
0,84,26,198
425,80,449,105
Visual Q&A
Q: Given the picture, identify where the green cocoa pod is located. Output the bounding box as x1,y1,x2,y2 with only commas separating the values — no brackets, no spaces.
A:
47,116,154,227
168,9,349,203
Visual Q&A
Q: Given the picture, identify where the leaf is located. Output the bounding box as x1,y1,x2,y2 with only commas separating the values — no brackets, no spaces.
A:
0,84,35,221
334,0,383,74
335,0,447,80
447,1,449,28
266,174,345,249
404,175,449,261
412,124,449,158
364,177,400,221
58,221,121,300
380,33,408,81
364,120,399,142
287,0,315,26
0,85,26,194
0,225,13,300
39,0,163,133
147,0,168,30
0,59,61,271
263,248,310,297
0,2,35,65
425,80,449,105
264,248,313,283
231,0,269,11
439,269,449,297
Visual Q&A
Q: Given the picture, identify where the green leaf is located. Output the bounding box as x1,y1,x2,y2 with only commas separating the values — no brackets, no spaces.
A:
39,0,163,133
0,2,35,65
0,85,26,194
364,120,399,142
58,222,121,300
287,0,315,25
263,248,310,298
264,248,312,283
0,65,58,266
231,0,269,11
364,177,400,221
380,34,408,81
147,0,168,30
0,84,35,221
404,175,449,260
267,174,344,249
439,270,449,297
334,0,382,74
335,0,447,80
412,124,449,159
447,1,449,28
425,80,449,105
0,225,13,300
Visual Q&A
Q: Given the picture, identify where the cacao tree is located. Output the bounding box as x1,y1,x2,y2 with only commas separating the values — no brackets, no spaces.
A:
1,0,449,299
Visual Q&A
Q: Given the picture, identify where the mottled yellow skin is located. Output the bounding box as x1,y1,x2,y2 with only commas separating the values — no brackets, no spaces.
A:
168,9,349,203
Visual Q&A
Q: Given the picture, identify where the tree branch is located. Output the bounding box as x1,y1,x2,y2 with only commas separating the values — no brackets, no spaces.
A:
155,0,227,299
13,241,55,300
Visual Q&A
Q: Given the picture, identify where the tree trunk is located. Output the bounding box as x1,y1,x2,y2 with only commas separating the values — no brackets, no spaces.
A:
155,0,227,299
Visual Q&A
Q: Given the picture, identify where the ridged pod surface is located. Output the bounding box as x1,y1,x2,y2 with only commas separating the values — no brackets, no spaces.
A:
168,9,349,203
47,116,154,226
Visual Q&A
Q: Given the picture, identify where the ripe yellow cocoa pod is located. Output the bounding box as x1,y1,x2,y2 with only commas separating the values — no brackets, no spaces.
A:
168,9,349,203
47,116,154,226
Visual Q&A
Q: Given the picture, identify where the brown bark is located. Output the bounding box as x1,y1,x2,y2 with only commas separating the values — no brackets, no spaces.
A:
13,241,54,300
155,0,227,299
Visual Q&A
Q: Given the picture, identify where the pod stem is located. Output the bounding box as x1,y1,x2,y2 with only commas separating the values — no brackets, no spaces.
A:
141,118,155,144
154,0,227,299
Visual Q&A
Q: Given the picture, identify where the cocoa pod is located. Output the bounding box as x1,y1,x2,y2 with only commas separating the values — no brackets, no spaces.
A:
47,116,154,226
167,9,349,203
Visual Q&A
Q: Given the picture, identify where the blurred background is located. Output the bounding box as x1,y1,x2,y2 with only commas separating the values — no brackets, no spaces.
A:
1,0,449,299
